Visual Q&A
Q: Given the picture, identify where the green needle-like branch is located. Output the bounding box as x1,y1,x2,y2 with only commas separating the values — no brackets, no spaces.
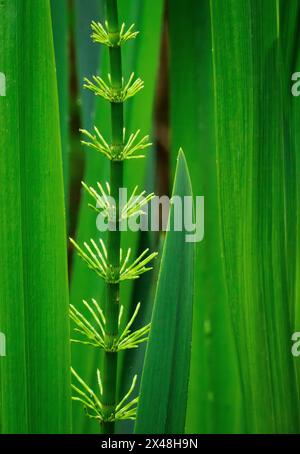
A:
81,181,113,219
70,299,150,352
80,127,152,161
70,237,109,281
71,0,159,434
70,299,106,349
71,368,138,422
91,20,139,47
119,247,158,281
117,302,151,350
84,73,144,103
70,237,158,283
123,186,155,219
82,181,154,220
121,129,152,159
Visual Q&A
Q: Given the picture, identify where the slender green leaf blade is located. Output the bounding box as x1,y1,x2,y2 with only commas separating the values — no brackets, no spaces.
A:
117,147,159,435
135,150,195,434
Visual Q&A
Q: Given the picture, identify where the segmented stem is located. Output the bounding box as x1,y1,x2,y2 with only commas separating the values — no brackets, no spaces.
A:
101,0,123,435
71,0,157,432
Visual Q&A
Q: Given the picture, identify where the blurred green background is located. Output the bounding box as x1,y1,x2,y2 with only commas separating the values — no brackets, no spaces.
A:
0,0,300,434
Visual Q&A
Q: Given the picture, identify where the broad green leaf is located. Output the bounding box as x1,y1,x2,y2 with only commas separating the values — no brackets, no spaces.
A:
169,0,242,434
135,150,195,434
0,0,71,434
210,0,299,433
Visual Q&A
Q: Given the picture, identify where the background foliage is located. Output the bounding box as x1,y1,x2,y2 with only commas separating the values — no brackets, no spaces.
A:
0,0,299,434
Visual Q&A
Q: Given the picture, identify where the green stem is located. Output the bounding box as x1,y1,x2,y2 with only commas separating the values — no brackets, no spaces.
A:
101,0,124,435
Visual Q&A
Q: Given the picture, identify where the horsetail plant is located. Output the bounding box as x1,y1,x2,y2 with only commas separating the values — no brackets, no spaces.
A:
70,0,157,434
